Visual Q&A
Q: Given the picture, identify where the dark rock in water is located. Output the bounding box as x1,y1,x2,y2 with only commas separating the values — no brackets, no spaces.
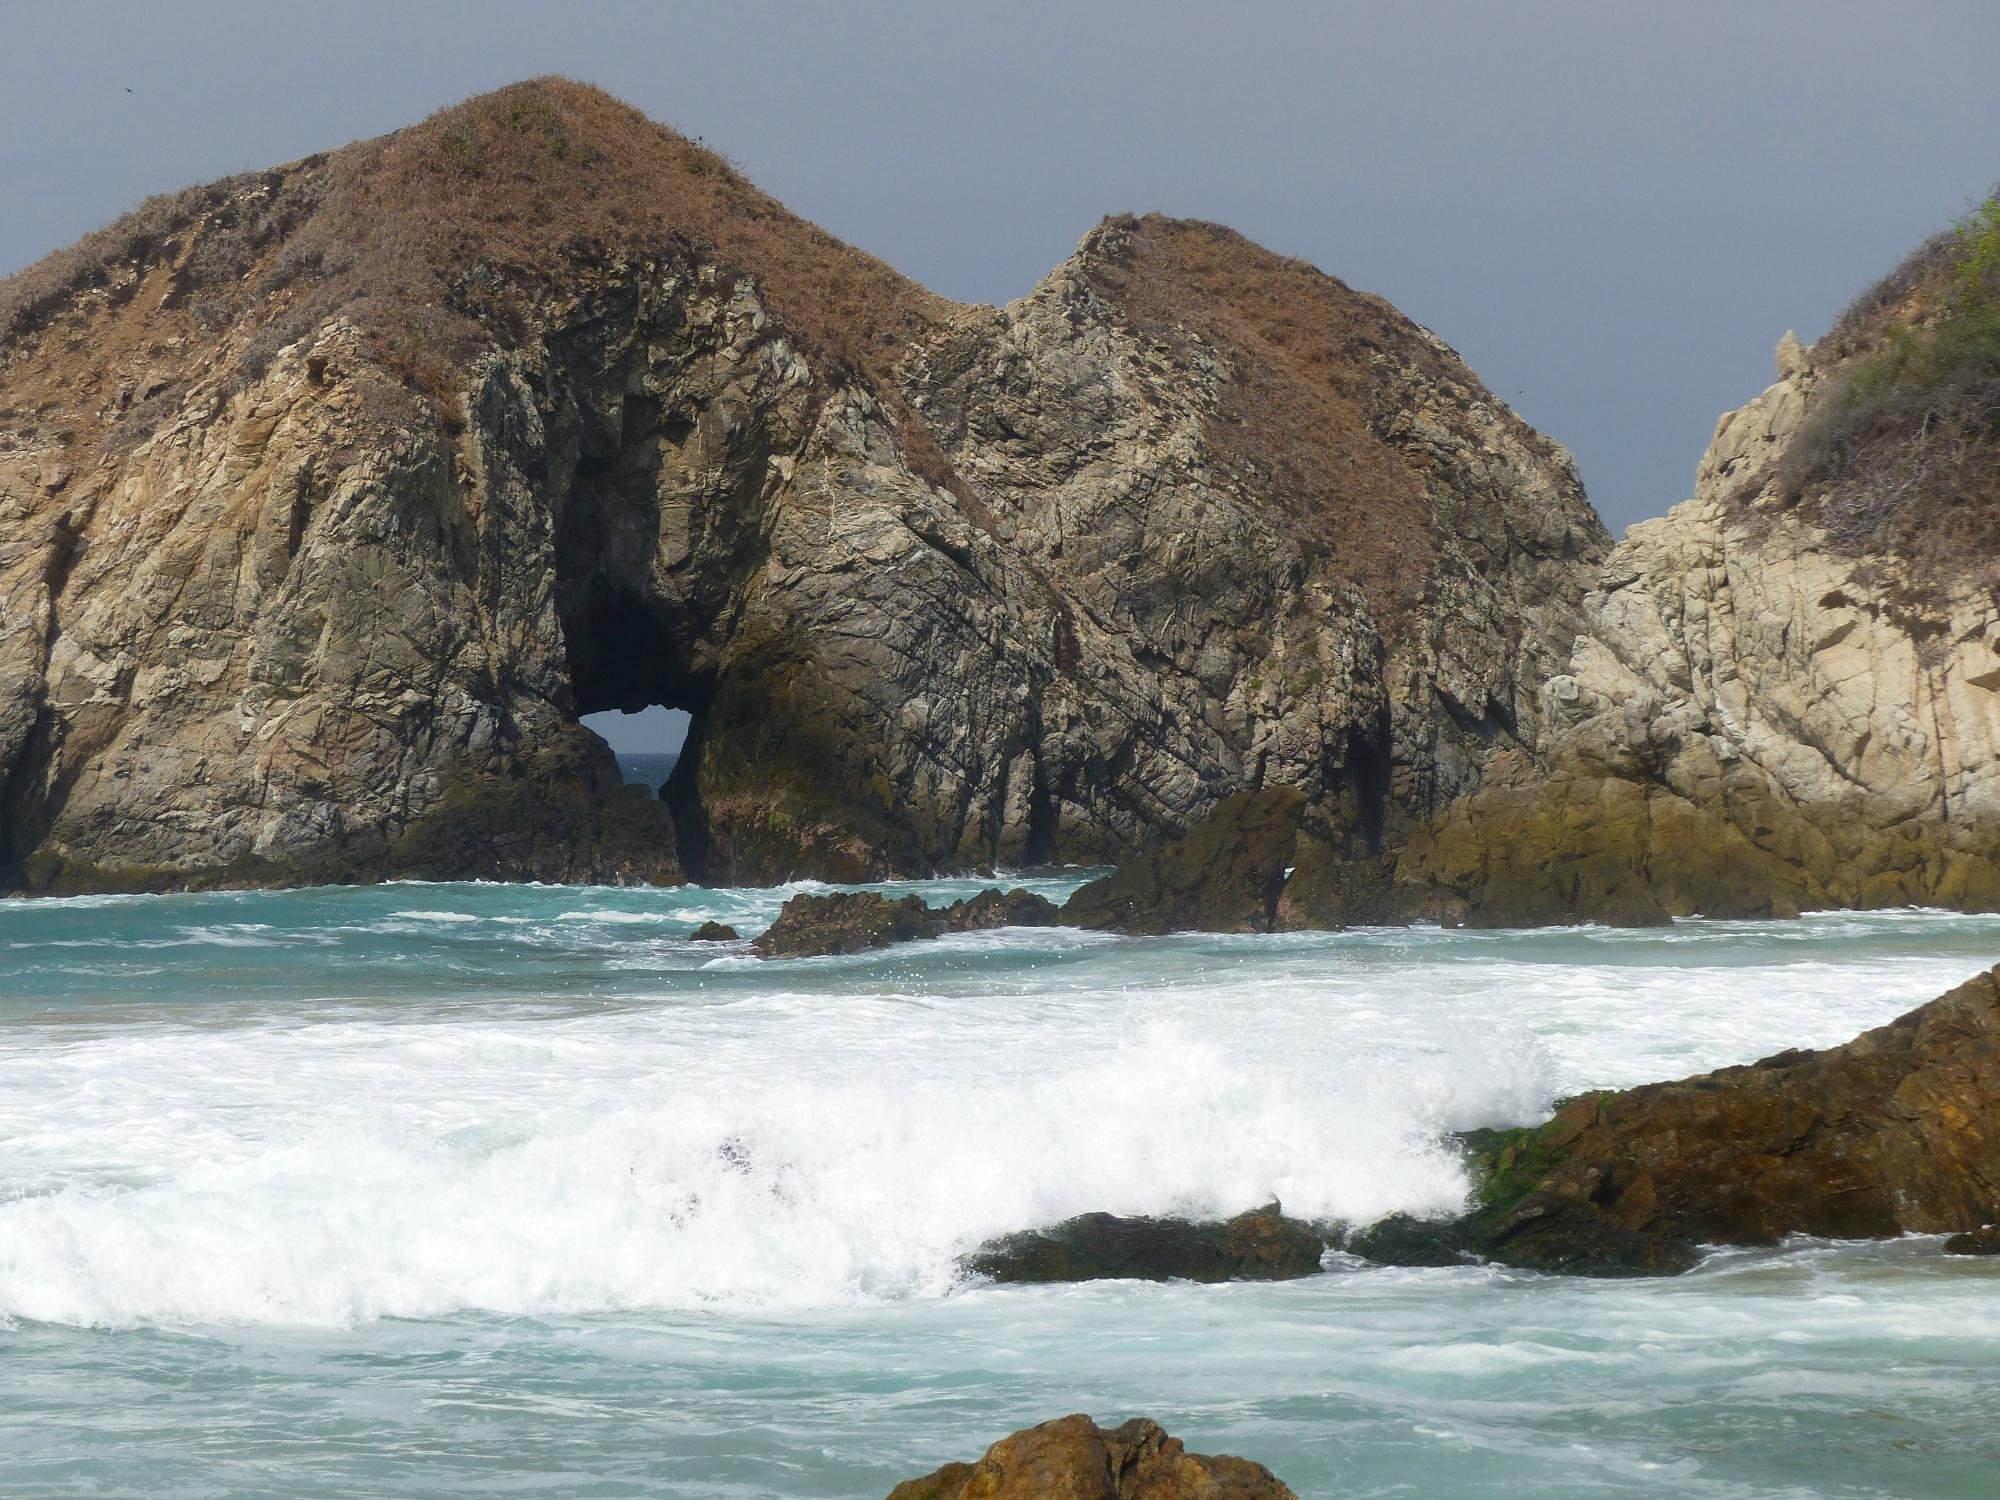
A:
753,886,1059,958
887,1413,1298,1500
1342,1213,1469,1267
752,891,945,958
1451,963,2000,1267
1061,789,1309,935
963,1204,1328,1284
688,921,740,942
1943,1225,2000,1255
941,887,1061,931
1459,1191,1701,1278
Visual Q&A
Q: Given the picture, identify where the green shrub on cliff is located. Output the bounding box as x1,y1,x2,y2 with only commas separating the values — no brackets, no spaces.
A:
1781,193,2000,567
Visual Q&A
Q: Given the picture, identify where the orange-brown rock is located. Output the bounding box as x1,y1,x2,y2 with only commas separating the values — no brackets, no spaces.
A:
886,1414,1296,1500
1464,963,2000,1250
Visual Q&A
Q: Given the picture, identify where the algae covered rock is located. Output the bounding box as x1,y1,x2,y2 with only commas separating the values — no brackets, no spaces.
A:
886,1413,1298,1500
963,1204,1329,1284
1061,789,1308,935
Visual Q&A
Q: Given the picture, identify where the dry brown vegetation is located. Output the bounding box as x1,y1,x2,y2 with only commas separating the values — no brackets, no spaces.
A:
1079,215,1481,620
1776,195,2000,589
0,78,957,430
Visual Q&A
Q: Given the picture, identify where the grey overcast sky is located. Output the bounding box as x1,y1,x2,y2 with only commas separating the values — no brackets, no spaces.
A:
4,1,1998,532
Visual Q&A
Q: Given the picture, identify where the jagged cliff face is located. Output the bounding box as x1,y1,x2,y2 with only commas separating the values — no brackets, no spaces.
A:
0,81,1603,893
1403,311,2000,919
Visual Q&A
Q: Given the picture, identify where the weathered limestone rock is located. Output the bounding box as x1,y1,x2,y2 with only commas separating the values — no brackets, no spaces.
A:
964,1205,1329,1285
0,83,1603,895
887,1414,1298,1500
1462,963,2000,1251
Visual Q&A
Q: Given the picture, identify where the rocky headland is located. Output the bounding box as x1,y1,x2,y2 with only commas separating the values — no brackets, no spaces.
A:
3,78,1997,929
0,78,1602,896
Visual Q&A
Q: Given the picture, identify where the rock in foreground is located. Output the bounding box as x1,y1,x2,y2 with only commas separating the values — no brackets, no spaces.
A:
1460,963,2000,1257
963,1205,1328,1284
887,1414,1297,1500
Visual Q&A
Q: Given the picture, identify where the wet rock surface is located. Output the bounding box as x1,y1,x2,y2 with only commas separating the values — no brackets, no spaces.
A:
752,892,946,959
886,1414,1298,1500
687,920,739,942
1458,964,2000,1255
963,1205,1329,1284
941,886,1062,931
1943,1226,2000,1255
1339,1213,1469,1268
754,885,1058,958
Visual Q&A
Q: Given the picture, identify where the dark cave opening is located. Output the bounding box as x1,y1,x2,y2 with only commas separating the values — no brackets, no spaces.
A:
562,573,715,881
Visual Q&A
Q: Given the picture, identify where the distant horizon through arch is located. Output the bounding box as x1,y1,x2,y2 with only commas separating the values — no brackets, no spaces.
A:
582,705,691,756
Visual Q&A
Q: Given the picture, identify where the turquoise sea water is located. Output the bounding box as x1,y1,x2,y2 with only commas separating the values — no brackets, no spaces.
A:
3,880,1999,1497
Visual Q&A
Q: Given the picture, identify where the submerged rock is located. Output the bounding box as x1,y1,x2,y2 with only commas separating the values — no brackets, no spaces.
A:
1456,963,2000,1262
687,921,740,942
886,1413,1297,1500
963,1204,1328,1284
1943,1226,2000,1256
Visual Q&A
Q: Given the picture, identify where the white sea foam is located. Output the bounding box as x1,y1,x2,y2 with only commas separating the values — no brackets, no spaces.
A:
1,902,1995,1329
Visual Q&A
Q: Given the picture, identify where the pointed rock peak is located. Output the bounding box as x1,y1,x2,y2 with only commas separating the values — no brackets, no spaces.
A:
1776,328,1808,380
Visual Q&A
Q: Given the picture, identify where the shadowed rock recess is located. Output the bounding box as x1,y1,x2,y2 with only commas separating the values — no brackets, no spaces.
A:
0,78,1604,895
